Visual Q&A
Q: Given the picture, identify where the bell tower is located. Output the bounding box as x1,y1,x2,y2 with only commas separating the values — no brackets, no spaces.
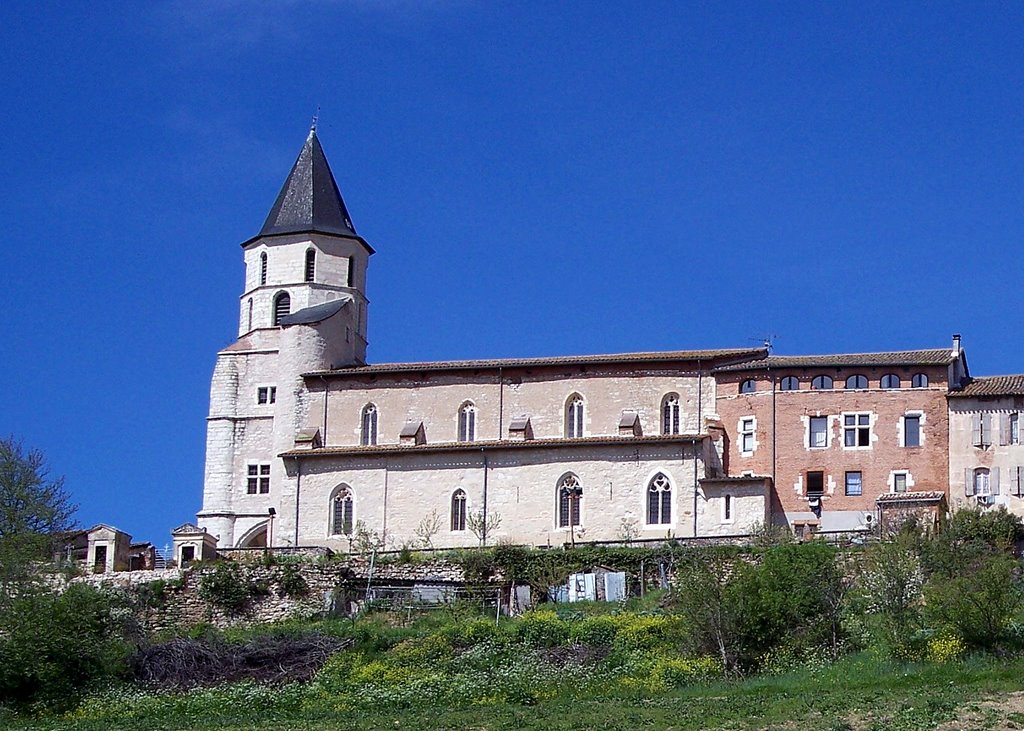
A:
236,126,373,364
199,127,374,548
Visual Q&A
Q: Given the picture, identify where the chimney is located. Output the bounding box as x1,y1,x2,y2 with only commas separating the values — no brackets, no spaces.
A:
952,333,962,354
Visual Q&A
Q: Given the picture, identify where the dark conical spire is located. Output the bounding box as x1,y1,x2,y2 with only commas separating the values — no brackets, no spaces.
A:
258,128,357,238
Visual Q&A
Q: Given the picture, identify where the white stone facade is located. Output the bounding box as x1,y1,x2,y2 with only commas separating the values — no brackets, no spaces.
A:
198,131,768,549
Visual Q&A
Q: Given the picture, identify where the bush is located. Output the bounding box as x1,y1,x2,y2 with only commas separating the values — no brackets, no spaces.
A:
651,655,722,687
569,615,618,647
926,633,967,664
513,610,569,648
0,584,134,710
198,562,252,612
442,617,503,648
275,565,309,598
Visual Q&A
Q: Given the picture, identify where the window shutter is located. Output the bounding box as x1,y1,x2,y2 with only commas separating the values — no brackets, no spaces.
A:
982,413,992,446
965,468,975,496
972,415,982,446
992,467,1001,495
1016,466,1023,497
1000,414,1011,446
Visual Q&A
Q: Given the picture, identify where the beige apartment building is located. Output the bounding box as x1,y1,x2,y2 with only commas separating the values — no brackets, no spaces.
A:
948,376,1024,518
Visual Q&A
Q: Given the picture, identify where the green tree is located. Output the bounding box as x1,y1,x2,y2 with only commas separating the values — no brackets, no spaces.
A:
0,436,76,589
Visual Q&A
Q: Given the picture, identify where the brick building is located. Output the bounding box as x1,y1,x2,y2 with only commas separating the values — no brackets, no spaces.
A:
714,346,968,532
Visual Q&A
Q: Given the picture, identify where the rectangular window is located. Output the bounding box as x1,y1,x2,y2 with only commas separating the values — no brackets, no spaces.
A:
257,386,277,405
809,417,828,449
1013,414,1020,445
894,472,908,493
247,463,271,494
973,413,992,447
904,415,921,448
843,413,871,448
845,471,862,496
806,471,825,497
740,418,755,453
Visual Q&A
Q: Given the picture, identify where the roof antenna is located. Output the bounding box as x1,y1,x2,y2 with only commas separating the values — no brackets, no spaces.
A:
310,106,320,135
749,335,776,354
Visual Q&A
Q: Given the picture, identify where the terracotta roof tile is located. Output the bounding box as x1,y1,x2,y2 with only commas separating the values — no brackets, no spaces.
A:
949,375,1024,398
307,348,767,378
714,348,955,372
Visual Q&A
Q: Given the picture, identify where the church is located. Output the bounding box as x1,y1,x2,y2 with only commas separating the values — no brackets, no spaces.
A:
197,129,962,550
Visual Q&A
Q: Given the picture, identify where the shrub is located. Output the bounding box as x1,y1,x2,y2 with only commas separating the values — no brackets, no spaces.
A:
0,584,134,710
513,610,569,648
442,617,502,648
926,633,967,664
387,634,454,667
569,615,618,647
275,564,309,598
651,655,722,687
198,562,252,612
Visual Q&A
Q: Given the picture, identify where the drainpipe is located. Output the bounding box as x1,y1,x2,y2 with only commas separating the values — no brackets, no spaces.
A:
319,375,329,443
482,449,490,546
498,366,504,441
693,360,704,538
293,456,301,546
382,459,390,542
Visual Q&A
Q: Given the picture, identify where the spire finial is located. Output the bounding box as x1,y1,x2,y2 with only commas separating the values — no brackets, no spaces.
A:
310,106,320,136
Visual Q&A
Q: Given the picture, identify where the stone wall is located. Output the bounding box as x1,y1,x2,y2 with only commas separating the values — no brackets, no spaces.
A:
70,557,468,633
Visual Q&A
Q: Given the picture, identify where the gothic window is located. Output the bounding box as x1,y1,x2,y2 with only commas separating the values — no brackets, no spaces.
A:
662,394,680,435
360,404,378,446
557,474,582,528
458,402,477,442
647,473,672,525
273,292,291,326
565,394,584,438
260,252,268,285
451,489,467,531
305,248,316,282
330,485,354,536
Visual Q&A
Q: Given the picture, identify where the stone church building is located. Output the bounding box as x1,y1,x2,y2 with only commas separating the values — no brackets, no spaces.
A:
197,129,963,550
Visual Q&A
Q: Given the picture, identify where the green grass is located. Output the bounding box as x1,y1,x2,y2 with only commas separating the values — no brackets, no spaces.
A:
11,653,1024,731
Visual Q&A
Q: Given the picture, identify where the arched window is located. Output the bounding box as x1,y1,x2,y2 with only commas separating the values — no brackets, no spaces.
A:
972,467,991,496
260,252,268,285
360,404,378,446
912,373,929,388
647,473,671,525
881,374,901,389
565,394,584,438
557,474,582,528
662,394,680,435
723,494,733,522
330,485,354,536
845,374,868,390
304,248,316,282
273,292,291,326
247,298,253,330
779,376,799,391
740,379,757,394
458,402,477,442
450,489,467,531
811,375,833,390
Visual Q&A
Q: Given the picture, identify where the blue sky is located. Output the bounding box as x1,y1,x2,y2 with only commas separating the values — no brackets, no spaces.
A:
2,1,1023,548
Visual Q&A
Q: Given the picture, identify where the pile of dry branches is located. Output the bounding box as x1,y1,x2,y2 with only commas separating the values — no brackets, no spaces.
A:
129,632,352,689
